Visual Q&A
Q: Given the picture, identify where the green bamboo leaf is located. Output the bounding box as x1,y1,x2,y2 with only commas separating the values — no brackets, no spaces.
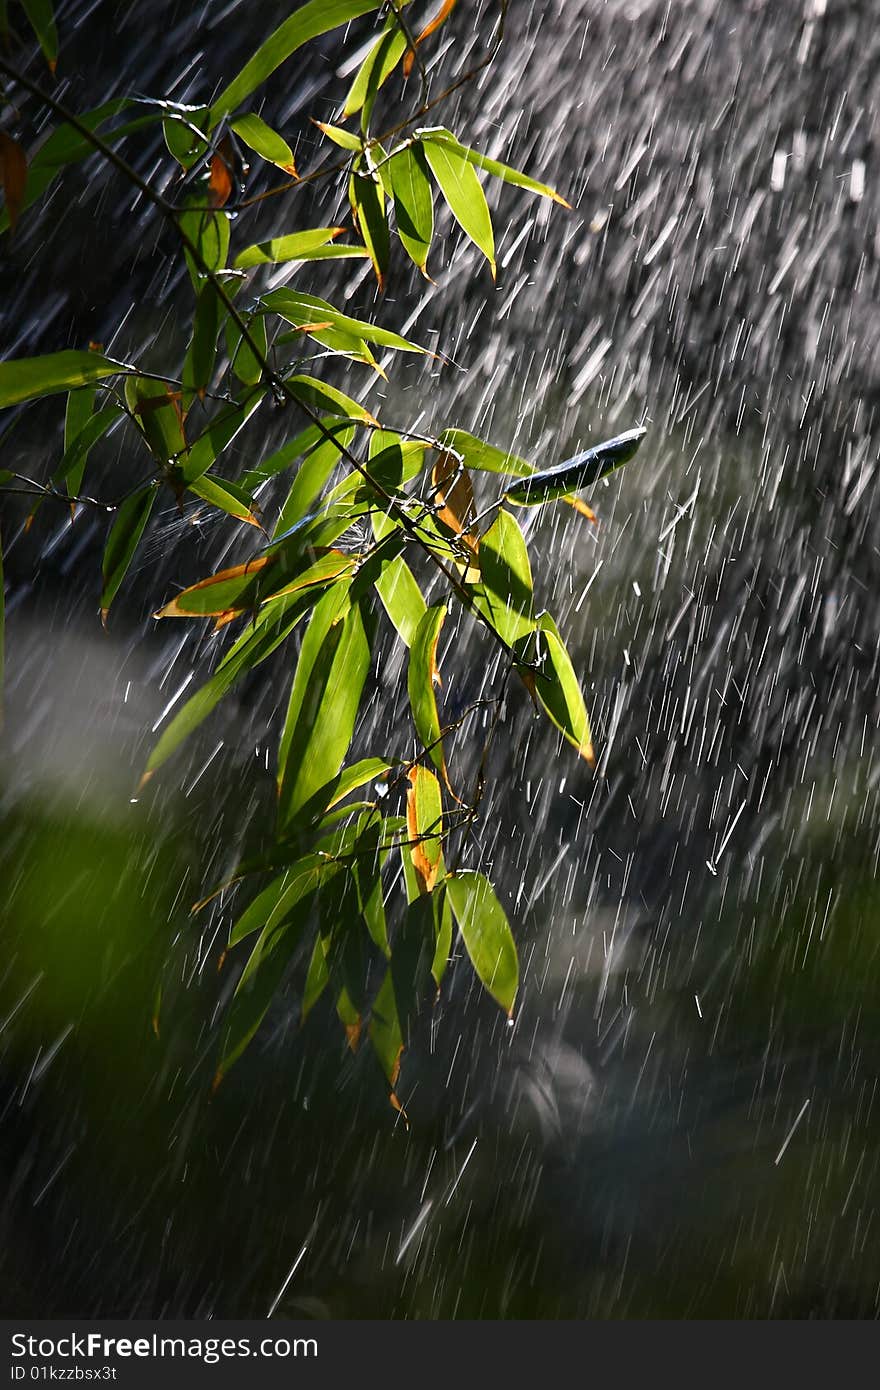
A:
240,423,323,493
234,227,353,269
302,934,330,1023
54,403,120,497
350,165,389,287
177,388,265,484
388,142,434,274
230,113,297,173
374,551,426,648
263,289,427,354
182,282,223,397
312,121,362,151
180,199,230,289
0,350,126,409
504,427,647,506
344,25,408,125
229,853,328,947
436,428,532,478
422,135,495,277
472,508,535,647
417,127,571,207
517,614,594,765
100,485,157,623
209,0,392,124
277,586,372,826
225,312,268,387
64,386,95,453
163,110,209,170
20,0,57,66
273,425,356,538
284,374,377,425
124,377,186,463
144,585,322,778
186,473,261,527
446,872,518,1016
408,603,448,782
369,969,403,1094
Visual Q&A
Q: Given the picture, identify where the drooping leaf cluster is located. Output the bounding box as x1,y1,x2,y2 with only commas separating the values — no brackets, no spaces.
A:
0,0,646,1109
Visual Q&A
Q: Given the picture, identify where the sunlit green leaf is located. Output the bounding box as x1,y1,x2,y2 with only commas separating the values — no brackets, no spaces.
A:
264,289,426,354
284,374,377,425
423,134,495,276
447,871,518,1015
388,141,434,274
209,0,393,124
350,163,389,287
408,603,448,783
344,24,407,126
405,764,443,894
0,350,127,409
225,312,268,387
313,121,362,151
234,227,357,269
471,508,534,647
516,613,594,765
369,969,403,1094
163,109,209,169
277,584,372,826
230,112,297,174
273,425,356,538
436,428,532,478
417,126,571,207
186,472,261,527
180,198,230,289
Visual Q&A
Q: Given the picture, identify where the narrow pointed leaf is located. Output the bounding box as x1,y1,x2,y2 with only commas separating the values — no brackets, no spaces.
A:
518,614,594,765
408,604,448,783
388,142,434,273
369,969,403,1094
420,126,571,206
350,166,389,286
234,226,346,268
344,26,407,125
472,508,534,647
185,473,261,527
210,0,395,123
100,485,157,622
447,872,518,1015
285,374,377,425
231,113,297,174
20,0,57,66
277,586,371,825
313,121,363,151
423,135,494,276
177,388,265,483
0,351,126,409
264,289,426,353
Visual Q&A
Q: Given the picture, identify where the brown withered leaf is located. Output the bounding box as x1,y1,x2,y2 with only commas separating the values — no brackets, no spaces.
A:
403,0,459,77
406,766,442,894
0,131,27,232
208,139,234,208
432,448,479,578
564,495,598,524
